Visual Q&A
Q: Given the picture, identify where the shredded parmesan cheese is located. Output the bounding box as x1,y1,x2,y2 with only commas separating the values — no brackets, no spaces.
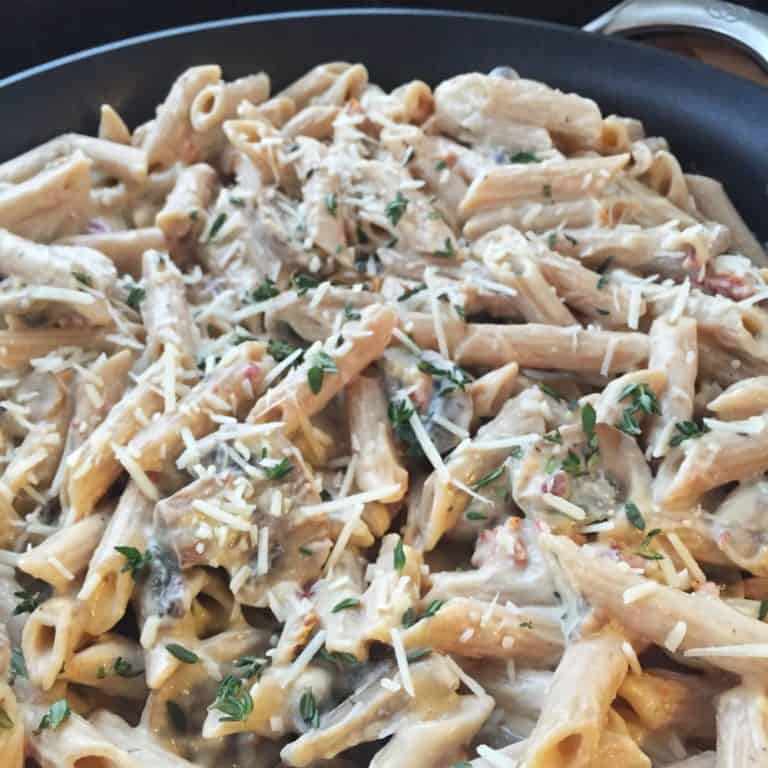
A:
280,630,327,688
390,627,415,697
621,641,642,675
664,621,688,652
542,493,586,521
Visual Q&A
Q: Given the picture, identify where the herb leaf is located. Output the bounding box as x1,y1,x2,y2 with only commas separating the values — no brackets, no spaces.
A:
405,648,431,662
402,607,416,628
343,304,361,321
422,599,444,619
332,597,361,613
398,283,427,302
165,643,199,664
13,589,43,616
166,700,188,733
291,273,320,296
625,501,645,531
257,452,293,481
393,539,406,572
471,464,505,491
508,151,539,163
126,284,146,310
210,675,253,722
466,511,488,521
252,278,280,302
433,238,456,258
325,192,337,216
300,691,320,729
760,601,768,622
268,338,300,363
114,546,152,578
9,647,26,685
207,212,227,242
306,350,338,394
669,419,710,447
72,271,92,287
38,700,70,731
234,655,267,680
385,192,408,226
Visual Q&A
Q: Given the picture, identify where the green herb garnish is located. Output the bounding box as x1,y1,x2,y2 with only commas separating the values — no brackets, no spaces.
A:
252,278,280,302
207,212,227,242
385,191,408,226
393,539,406,572
210,674,253,722
669,419,710,447
306,350,338,394
332,597,361,613
13,589,43,616
114,546,152,578
471,464,505,491
165,643,199,664
38,700,70,732
126,284,145,310
625,501,645,531
299,691,320,729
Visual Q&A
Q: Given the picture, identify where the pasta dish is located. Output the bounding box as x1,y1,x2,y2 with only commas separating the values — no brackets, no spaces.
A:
0,60,766,768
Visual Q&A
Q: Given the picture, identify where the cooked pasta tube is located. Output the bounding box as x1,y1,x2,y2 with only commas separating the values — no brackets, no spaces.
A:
346,375,408,503
155,163,217,242
128,341,267,472
141,250,199,364
708,376,768,419
646,316,697,458
0,227,117,293
459,154,629,218
521,623,628,768
57,227,167,278
434,72,602,151
22,595,86,690
543,534,768,681
140,64,222,167
686,173,766,266
715,683,768,768
190,73,270,133
63,362,165,520
404,315,649,373
18,514,105,592
0,682,23,768
249,304,395,433
0,152,92,241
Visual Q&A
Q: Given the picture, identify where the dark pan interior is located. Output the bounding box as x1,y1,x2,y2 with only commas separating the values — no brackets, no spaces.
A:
2,8,767,239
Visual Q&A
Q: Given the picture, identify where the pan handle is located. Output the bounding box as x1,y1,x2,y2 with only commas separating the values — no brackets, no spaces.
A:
584,0,768,72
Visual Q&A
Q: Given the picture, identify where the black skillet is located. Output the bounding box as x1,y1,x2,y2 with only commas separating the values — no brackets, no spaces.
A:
1,6,767,239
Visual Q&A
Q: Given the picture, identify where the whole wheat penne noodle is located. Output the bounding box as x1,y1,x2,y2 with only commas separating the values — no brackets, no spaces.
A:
696,335,768,388
99,104,132,144
346,376,408,503
27,707,141,768
369,692,493,768
282,105,340,140
0,328,114,369
708,376,768,419
155,163,217,242
249,304,395,433
459,154,629,218
651,289,768,362
0,135,72,183
222,118,294,188
278,62,357,109
586,712,651,768
593,368,667,428
618,669,718,739
434,73,603,150
128,341,267,472
537,248,644,327
522,623,628,768
362,80,434,129
69,134,148,184
401,597,563,666
302,162,346,257
607,175,699,228
469,362,520,420
686,173,766,266
238,94,296,126
473,226,576,325
278,653,468,766
715,683,768,768
0,285,112,326
78,483,152,635
464,198,600,239
57,226,167,278
556,222,728,277
308,63,368,107
600,114,645,154
646,317,697,458
60,633,146,699
63,362,165,521
22,595,86,690
543,534,768,680
58,350,134,463
141,250,199,364
18,514,105,592
657,424,768,509
190,73,270,133
0,152,91,241
0,682,23,768
0,227,117,293
405,315,649,373
639,149,694,212
89,710,199,767
140,64,222,167
411,387,546,550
